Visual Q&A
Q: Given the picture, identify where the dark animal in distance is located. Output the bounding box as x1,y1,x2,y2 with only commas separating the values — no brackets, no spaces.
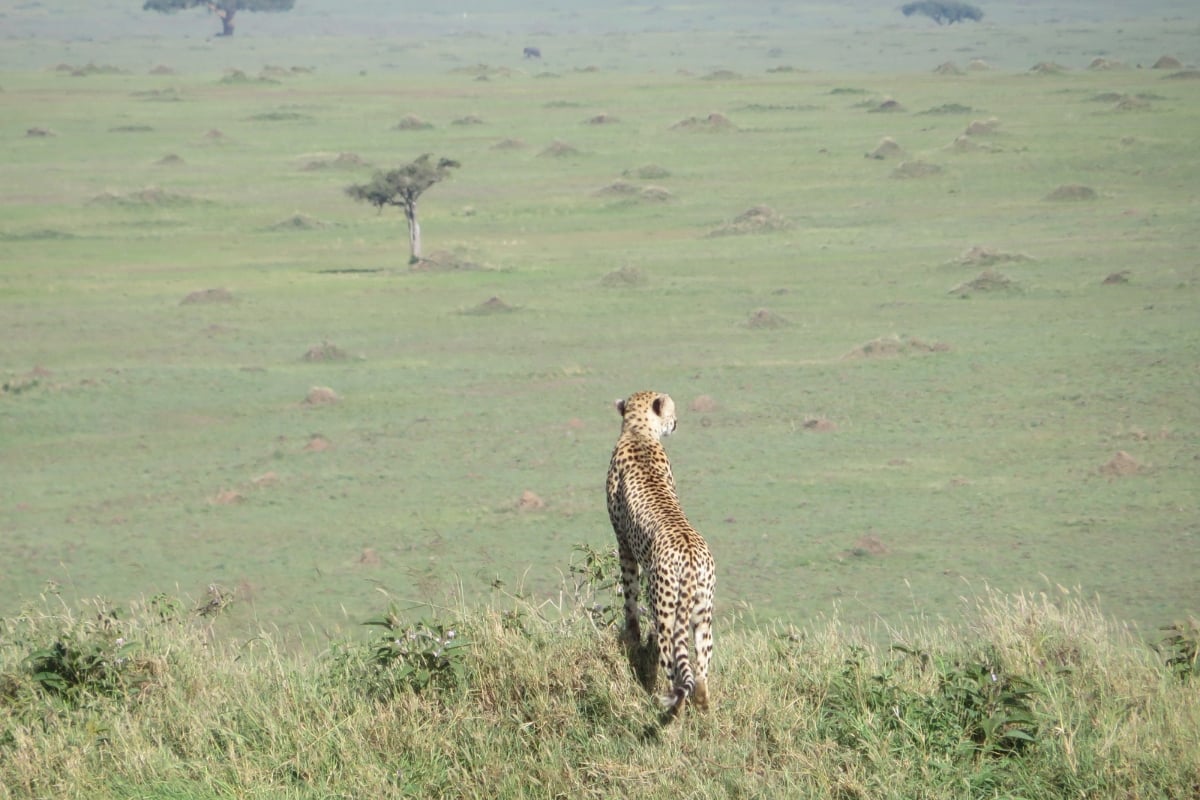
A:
523,46,542,59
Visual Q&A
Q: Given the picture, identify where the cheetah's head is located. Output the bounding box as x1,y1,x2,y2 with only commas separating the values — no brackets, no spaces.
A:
615,391,677,439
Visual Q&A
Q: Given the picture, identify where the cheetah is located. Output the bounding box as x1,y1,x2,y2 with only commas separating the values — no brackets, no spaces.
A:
606,390,715,714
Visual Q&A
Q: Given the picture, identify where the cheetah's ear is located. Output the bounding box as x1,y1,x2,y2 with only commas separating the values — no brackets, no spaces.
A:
615,398,626,417
651,396,663,417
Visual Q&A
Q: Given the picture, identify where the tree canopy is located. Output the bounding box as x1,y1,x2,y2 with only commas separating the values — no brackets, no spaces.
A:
143,0,295,37
345,155,461,264
901,1,983,25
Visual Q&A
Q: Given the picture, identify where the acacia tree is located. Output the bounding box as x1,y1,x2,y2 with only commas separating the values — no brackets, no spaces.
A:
901,1,983,25
143,0,295,37
345,155,461,265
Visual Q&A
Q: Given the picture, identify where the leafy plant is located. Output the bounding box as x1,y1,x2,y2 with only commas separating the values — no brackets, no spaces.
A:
820,644,1040,763
362,607,469,694
567,542,625,630
21,608,141,702
919,649,1039,756
1155,619,1200,681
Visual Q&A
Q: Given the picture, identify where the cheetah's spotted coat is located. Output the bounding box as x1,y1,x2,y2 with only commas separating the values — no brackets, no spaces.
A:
607,391,715,713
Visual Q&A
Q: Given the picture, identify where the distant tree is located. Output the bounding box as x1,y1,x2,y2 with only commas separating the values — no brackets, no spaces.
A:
345,155,461,265
901,1,983,25
143,0,295,38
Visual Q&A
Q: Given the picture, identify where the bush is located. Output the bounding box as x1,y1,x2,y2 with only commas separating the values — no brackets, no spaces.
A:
901,1,983,24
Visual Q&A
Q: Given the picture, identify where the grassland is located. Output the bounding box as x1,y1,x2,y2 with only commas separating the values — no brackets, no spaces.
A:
2,4,1199,797
2,574,1199,798
2,3,1198,652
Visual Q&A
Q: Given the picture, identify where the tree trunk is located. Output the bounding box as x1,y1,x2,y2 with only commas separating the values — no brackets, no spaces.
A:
210,4,236,36
405,201,421,264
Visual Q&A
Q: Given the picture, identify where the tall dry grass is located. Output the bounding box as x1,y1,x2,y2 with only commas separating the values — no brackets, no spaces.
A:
2,568,1197,799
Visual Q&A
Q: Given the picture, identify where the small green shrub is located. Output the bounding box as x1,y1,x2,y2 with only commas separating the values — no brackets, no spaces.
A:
820,644,1040,763
10,604,141,705
567,542,626,630
1155,619,1200,681
360,607,469,695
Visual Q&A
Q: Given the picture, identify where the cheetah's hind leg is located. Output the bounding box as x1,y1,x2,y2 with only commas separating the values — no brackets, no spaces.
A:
625,630,658,696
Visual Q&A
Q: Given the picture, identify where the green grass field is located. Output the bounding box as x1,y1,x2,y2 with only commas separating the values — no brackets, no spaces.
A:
2,1,1198,653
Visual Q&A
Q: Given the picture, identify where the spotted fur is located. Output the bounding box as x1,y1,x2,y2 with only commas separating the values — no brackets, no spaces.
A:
607,391,715,714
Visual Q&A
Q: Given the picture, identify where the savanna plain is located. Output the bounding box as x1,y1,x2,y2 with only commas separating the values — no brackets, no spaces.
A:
1,1,1198,797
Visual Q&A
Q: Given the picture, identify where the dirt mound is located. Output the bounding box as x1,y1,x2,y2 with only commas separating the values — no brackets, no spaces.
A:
149,64,175,75
1100,451,1140,477
1152,55,1183,70
155,153,185,166
1102,271,1131,284
965,117,1000,136
304,386,340,406
302,341,349,362
845,334,948,359
181,288,233,305
949,269,1020,297
921,103,973,115
709,205,790,237
601,265,647,287
302,152,367,170
745,308,789,329
1088,58,1127,71
516,490,545,512
968,59,991,71
689,395,718,413
949,246,1033,267
847,534,888,557
802,417,837,432
357,548,381,567
251,471,279,488
1030,62,1067,74
538,140,580,158
1162,70,1200,80
670,112,735,131
891,160,943,179
624,163,671,179
270,213,327,231
25,127,55,137
132,88,183,102
594,180,639,197
491,137,526,150
866,136,904,160
220,69,270,85
463,296,517,315
451,114,485,125
303,434,332,452
868,98,906,113
948,135,999,153
933,61,964,75
394,114,433,131
585,113,619,124
202,128,227,142
639,186,673,203
701,70,741,81
1045,184,1097,202
1113,95,1151,111
413,250,489,272
209,489,244,506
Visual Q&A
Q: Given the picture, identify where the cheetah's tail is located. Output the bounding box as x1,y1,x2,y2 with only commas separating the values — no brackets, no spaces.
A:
660,679,693,712
660,687,687,711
